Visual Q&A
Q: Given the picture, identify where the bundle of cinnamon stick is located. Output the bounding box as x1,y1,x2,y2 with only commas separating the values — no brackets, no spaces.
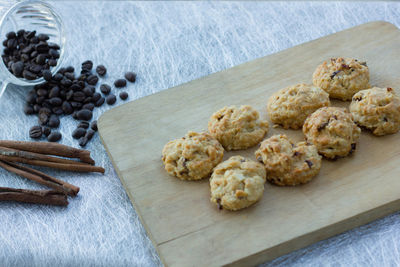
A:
0,140,105,206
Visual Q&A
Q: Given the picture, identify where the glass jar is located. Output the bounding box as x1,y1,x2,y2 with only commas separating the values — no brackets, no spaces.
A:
0,0,65,99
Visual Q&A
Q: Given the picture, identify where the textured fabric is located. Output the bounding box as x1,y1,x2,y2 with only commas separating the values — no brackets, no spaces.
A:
0,1,399,266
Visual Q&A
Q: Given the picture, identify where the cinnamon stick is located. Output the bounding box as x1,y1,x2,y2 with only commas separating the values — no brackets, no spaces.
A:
0,156,105,173
0,146,88,166
0,140,95,165
0,160,79,196
0,187,68,206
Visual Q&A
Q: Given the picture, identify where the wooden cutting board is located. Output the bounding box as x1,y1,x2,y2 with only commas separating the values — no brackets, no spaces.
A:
98,21,400,267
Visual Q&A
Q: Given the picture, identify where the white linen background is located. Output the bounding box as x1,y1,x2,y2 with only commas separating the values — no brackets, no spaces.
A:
0,1,399,266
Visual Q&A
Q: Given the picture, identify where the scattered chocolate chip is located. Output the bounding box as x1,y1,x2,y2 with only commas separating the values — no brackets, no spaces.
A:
387,87,393,92
124,72,136,83
29,125,42,139
349,143,356,154
293,151,300,156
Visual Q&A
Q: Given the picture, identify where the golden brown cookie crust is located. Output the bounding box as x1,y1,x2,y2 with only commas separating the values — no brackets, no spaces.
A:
302,107,361,159
350,87,400,136
267,83,330,129
312,57,370,101
208,105,269,151
162,131,224,180
210,156,266,211
255,134,321,186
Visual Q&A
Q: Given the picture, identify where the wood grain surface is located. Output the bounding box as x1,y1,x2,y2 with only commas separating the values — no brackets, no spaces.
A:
98,21,400,267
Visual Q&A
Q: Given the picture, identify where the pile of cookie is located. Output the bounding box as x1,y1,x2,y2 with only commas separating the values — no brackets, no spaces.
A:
162,57,400,211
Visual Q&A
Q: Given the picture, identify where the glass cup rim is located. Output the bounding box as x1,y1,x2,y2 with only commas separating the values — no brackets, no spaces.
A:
0,0,65,86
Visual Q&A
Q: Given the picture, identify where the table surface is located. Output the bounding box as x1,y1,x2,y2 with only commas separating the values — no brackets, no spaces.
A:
0,1,399,266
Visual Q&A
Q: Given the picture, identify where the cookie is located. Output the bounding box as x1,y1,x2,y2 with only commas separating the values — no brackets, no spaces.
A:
255,134,321,186
302,107,361,159
162,131,224,180
312,57,370,101
267,83,330,129
210,156,266,211
208,105,269,151
350,87,400,136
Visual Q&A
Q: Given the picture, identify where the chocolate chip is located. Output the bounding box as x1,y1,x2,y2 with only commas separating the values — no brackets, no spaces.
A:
124,72,136,83
318,121,329,131
383,117,388,122
29,126,42,139
341,64,350,69
293,151,300,156
353,96,362,101
305,160,313,168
